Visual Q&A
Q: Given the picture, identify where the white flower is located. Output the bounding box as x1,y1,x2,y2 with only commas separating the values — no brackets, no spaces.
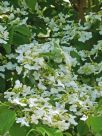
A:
98,82,102,87
43,115,52,124
68,94,79,104
6,53,15,59
50,88,58,94
63,0,70,3
34,109,46,117
78,63,95,75
16,117,29,126
34,57,45,66
47,75,55,83
22,85,33,97
31,114,39,124
8,13,15,20
69,105,77,112
49,19,57,29
28,98,38,107
16,66,22,74
15,80,22,88
65,81,78,89
0,39,7,44
0,73,5,78
56,121,70,131
68,115,77,126
4,91,16,100
0,66,5,72
0,25,9,44
80,115,88,121
11,98,27,107
5,62,17,70
19,17,28,25
78,31,92,43
57,80,65,88
58,13,66,23
38,82,47,90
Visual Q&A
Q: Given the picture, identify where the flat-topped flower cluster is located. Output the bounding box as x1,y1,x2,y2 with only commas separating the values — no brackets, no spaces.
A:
3,40,102,131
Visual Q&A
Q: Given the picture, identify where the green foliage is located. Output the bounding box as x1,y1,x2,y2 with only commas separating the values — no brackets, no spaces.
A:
12,25,31,46
25,0,37,11
9,123,28,136
0,77,5,92
25,125,63,136
35,125,63,136
77,121,89,136
87,116,102,135
0,106,16,135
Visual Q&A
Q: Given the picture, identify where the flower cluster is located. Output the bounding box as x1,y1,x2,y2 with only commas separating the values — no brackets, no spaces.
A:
78,62,102,75
0,25,9,44
4,40,102,131
0,1,28,26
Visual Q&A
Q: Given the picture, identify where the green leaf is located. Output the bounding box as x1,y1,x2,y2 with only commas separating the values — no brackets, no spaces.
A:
0,104,9,111
14,25,31,37
77,121,89,136
36,125,63,136
25,0,37,11
3,44,11,54
87,116,102,134
13,32,30,45
64,132,72,136
70,51,81,62
9,123,28,136
35,127,45,136
9,0,19,7
0,108,16,134
0,77,5,93
12,25,31,46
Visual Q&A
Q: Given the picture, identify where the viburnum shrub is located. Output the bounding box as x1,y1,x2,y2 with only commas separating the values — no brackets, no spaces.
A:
0,0,102,136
